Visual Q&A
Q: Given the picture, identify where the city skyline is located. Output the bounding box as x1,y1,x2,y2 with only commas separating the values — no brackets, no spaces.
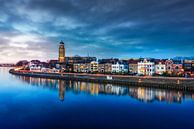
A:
0,0,194,63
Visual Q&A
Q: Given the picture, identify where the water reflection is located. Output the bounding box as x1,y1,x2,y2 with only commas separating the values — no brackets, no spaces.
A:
59,80,65,101
14,75,194,103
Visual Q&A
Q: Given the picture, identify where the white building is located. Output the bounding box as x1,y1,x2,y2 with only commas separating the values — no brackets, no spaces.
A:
138,59,155,76
29,62,41,71
155,62,166,75
41,68,60,73
112,62,128,73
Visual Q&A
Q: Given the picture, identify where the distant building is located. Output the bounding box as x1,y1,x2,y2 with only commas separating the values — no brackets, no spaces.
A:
138,59,155,76
58,41,65,64
16,60,29,67
112,62,128,73
155,62,166,75
0,64,15,67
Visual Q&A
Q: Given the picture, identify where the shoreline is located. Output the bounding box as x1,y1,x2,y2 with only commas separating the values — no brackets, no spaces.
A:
9,69,194,92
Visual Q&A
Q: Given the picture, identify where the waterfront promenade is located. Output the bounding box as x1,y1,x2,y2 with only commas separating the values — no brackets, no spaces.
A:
9,69,194,92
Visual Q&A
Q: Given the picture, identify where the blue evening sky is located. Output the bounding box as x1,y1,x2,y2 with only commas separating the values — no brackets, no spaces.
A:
0,0,193,63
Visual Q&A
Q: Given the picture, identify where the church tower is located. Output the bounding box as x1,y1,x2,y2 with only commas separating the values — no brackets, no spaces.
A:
58,40,65,64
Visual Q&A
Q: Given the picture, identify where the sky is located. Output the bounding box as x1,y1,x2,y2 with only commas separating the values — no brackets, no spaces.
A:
0,0,194,63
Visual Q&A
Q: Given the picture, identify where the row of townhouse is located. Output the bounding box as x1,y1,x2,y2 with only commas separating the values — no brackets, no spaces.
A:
135,59,193,76
73,61,128,73
131,59,184,76
73,59,194,76
16,58,194,77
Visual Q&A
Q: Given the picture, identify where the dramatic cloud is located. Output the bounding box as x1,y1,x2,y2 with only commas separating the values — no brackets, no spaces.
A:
0,0,194,63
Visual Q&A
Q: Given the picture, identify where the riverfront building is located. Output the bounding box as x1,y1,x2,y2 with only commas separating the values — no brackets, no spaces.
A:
138,59,155,76
98,63,112,73
104,63,113,73
73,63,90,73
155,62,166,75
165,59,173,74
112,62,128,73
90,61,98,73
29,60,42,71
128,59,139,74
98,63,105,73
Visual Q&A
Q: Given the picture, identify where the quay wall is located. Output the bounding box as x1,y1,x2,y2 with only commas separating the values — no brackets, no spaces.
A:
9,69,194,92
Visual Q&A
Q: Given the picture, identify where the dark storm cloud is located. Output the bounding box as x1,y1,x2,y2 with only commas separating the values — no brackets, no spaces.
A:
0,0,194,62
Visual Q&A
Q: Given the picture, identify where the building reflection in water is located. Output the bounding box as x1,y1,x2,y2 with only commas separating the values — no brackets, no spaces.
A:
14,75,194,103
58,80,66,102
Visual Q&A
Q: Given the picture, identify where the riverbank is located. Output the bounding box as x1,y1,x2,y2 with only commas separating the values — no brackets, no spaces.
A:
9,69,194,91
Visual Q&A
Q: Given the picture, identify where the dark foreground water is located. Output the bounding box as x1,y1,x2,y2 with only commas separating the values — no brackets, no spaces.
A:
0,68,194,129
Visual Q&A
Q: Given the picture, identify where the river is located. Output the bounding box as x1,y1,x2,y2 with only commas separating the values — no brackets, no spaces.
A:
0,68,194,129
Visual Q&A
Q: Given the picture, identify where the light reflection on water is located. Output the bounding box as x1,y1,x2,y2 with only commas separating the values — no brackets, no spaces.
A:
14,75,194,104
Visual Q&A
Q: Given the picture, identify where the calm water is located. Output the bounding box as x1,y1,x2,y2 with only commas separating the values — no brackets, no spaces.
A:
0,68,194,129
